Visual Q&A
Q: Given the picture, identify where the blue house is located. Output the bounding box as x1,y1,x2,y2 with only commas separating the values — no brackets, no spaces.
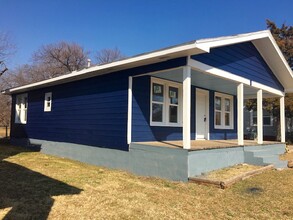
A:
3,30,293,181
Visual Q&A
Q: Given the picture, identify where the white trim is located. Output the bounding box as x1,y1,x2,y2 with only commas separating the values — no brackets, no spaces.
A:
257,89,263,144
195,31,271,50
237,83,244,145
132,67,183,78
196,88,210,140
15,93,28,124
44,92,52,112
188,58,250,85
150,77,182,127
183,66,191,149
214,92,234,130
188,58,286,97
250,81,284,97
280,96,286,143
3,30,293,95
127,76,133,144
4,44,206,95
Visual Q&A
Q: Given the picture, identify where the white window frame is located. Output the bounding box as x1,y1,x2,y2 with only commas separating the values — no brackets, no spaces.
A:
15,93,28,124
44,92,52,112
214,92,234,129
250,110,273,127
150,77,182,127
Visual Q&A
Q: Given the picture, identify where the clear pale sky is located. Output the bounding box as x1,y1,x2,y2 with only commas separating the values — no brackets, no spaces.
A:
1,0,293,68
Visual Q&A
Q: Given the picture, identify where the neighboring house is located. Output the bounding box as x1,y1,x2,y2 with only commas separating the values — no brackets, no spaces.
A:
3,30,293,181
244,107,276,140
244,107,293,140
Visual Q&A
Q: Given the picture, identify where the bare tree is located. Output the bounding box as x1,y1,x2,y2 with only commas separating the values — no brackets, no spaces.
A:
33,41,89,78
0,32,15,76
0,32,15,126
95,47,126,65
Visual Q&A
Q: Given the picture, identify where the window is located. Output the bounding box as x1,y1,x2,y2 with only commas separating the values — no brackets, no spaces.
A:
251,110,273,126
150,78,182,126
15,93,28,124
44,92,52,112
214,93,233,129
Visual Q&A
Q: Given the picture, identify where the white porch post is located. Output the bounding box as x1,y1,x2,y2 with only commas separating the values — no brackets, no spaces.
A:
237,83,244,145
280,96,286,143
127,76,133,144
183,66,191,149
257,89,263,144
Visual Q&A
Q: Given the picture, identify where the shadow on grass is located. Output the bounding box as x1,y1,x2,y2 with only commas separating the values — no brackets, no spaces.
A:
0,138,82,219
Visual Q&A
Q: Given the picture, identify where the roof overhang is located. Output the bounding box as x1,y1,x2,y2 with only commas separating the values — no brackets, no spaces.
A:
3,30,293,95
2,43,208,95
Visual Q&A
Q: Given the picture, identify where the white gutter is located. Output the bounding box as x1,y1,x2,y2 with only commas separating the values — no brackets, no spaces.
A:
2,42,207,95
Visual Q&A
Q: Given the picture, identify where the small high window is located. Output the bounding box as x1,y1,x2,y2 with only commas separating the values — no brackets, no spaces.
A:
44,92,52,112
15,93,28,124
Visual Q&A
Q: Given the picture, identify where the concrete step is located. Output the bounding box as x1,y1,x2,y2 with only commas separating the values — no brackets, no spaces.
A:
274,160,288,169
245,147,285,157
260,155,281,164
244,155,267,166
253,155,288,169
244,144,285,152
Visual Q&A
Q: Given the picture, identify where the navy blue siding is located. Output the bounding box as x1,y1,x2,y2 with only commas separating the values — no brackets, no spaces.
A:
209,91,237,140
132,76,196,142
192,42,284,91
10,57,187,150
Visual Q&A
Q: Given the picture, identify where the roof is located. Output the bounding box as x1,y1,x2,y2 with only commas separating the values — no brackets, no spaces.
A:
3,30,293,95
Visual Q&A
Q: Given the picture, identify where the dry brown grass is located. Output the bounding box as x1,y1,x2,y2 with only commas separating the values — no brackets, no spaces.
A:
280,150,293,161
1,141,293,219
202,164,263,181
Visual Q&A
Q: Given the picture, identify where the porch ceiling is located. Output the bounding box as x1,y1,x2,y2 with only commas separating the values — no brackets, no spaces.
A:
154,68,271,98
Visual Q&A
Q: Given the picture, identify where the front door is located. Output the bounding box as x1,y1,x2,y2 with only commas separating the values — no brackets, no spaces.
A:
196,89,209,140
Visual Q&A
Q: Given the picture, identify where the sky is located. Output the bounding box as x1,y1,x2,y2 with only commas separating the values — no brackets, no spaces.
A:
1,0,293,69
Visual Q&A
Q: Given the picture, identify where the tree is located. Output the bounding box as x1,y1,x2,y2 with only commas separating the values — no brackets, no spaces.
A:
32,41,89,78
95,47,126,65
0,32,15,126
0,32,15,76
266,19,293,69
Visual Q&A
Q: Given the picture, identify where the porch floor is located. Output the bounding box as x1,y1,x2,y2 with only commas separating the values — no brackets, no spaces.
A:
134,139,279,151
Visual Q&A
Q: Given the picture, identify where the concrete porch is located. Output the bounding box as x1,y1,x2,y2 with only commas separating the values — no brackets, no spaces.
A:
134,139,280,151
131,140,287,179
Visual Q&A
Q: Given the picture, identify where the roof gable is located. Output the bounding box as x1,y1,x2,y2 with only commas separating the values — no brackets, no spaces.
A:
192,41,284,91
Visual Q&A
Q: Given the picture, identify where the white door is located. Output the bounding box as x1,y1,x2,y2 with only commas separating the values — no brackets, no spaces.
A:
196,89,209,140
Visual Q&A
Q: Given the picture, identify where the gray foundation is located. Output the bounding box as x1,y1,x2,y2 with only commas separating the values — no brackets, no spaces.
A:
10,138,286,182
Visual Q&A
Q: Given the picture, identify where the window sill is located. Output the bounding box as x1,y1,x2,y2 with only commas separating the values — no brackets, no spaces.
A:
214,126,234,130
150,122,182,127
15,122,27,125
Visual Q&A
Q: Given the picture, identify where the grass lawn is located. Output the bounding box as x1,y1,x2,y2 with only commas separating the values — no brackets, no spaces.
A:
1,141,293,219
